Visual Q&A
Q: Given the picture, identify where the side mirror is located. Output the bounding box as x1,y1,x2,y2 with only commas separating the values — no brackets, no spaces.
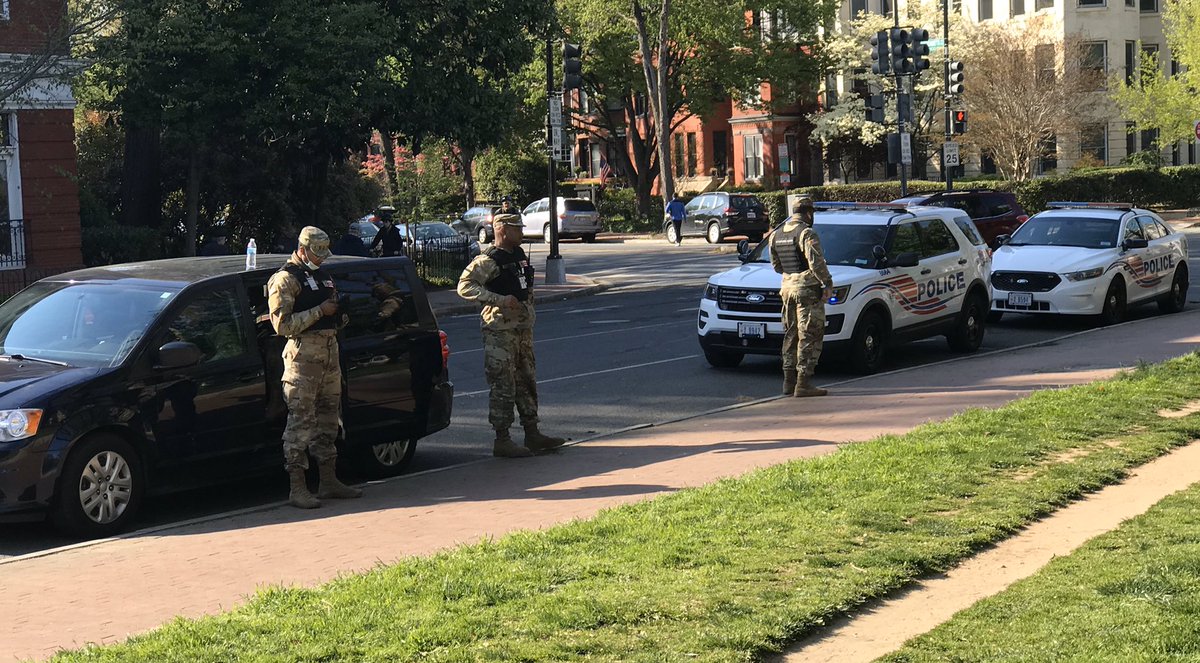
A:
1122,238,1149,250
992,234,1011,249
155,341,203,370
892,251,920,268
737,238,750,255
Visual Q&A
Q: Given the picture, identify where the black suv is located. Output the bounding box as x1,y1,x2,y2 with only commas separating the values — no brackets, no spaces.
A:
672,192,769,244
453,205,502,244
893,189,1028,246
0,255,453,537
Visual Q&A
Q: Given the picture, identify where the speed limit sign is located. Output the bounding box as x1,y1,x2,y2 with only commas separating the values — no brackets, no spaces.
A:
944,141,960,167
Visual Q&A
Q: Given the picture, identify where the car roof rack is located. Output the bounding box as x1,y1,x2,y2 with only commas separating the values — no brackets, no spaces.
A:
1046,201,1134,210
814,201,911,213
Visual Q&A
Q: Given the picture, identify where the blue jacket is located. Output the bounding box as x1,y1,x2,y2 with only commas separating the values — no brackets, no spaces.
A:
666,199,686,221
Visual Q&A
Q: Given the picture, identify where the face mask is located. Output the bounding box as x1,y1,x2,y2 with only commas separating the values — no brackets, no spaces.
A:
303,259,320,271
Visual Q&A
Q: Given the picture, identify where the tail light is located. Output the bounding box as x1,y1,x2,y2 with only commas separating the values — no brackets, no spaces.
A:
723,207,736,216
558,213,566,220
1016,214,1029,224
439,330,450,372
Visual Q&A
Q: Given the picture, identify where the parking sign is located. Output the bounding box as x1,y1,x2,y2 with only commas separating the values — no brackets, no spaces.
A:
944,141,960,167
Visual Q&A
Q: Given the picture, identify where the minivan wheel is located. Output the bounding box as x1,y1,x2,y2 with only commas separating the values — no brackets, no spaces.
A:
1098,279,1127,325
706,222,722,244
703,348,744,368
1158,266,1188,314
477,227,489,244
849,310,888,374
947,293,987,352
582,233,597,243
665,224,680,244
543,224,553,244
354,438,417,479
51,434,144,539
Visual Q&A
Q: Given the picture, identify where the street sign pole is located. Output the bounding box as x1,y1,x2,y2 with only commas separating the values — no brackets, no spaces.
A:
544,35,565,284
894,9,908,197
943,0,953,192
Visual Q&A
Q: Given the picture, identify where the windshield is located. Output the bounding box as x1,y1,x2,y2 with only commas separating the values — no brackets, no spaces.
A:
745,223,890,267
414,224,457,240
0,282,179,367
730,196,762,210
1008,215,1120,249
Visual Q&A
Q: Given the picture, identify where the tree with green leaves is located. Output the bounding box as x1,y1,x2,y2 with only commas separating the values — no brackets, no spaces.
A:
1112,0,1200,149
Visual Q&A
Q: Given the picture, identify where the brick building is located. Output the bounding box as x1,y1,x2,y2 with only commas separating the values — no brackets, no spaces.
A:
0,0,82,291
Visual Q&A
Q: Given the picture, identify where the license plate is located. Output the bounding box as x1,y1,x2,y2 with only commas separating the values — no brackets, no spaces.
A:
746,211,756,219
1007,292,1033,307
737,322,766,339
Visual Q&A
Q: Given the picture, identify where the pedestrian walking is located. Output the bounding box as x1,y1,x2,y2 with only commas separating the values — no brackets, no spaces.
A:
456,214,567,458
665,194,686,246
267,226,363,508
771,196,833,397
370,216,405,257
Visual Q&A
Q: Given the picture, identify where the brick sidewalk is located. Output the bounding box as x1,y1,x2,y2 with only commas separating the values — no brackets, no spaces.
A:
3,311,1200,661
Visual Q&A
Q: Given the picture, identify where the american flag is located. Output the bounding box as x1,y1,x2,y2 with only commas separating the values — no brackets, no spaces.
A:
599,156,613,186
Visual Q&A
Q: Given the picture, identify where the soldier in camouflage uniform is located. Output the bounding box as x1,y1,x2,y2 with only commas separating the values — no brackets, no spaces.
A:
267,226,363,508
457,214,567,458
771,196,833,397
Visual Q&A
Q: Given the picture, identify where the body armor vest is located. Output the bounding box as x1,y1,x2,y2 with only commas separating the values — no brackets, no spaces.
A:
484,246,533,302
280,263,338,331
772,224,810,275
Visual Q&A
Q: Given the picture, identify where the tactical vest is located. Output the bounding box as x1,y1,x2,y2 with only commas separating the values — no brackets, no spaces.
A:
280,263,338,331
772,224,810,275
484,246,533,302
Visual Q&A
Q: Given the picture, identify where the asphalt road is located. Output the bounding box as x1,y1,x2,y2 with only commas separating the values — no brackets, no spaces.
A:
5,231,1200,556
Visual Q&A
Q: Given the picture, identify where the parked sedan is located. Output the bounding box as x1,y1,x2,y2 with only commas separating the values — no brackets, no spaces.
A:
672,192,768,244
521,197,603,243
893,189,1027,246
398,221,481,259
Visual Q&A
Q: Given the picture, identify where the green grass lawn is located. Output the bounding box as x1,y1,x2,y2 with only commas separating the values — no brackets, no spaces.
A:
882,483,1200,663
54,355,1200,662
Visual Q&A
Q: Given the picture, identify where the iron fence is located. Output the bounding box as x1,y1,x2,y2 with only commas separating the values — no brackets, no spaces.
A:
0,218,26,270
408,235,475,286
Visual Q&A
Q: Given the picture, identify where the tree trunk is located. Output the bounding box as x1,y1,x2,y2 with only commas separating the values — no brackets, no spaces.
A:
183,150,200,257
632,0,674,205
119,120,162,228
458,144,476,209
380,132,400,200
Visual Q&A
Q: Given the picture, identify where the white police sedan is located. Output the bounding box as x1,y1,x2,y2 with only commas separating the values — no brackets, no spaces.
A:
990,202,1188,324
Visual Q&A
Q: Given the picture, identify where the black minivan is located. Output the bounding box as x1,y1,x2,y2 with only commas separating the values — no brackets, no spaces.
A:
0,255,453,537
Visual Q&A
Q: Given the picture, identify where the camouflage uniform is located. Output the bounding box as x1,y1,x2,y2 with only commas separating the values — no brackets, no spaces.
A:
457,247,539,431
268,256,344,471
771,208,833,390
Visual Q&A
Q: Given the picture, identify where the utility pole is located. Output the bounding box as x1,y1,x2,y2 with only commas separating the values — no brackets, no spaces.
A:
943,0,953,192
894,12,908,198
544,34,565,284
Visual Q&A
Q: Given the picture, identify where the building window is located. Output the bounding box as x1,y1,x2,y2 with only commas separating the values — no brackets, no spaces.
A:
1080,124,1108,164
851,0,867,15
686,132,697,178
1078,0,1104,7
979,0,993,19
712,130,729,177
1081,41,1107,88
743,134,763,181
1036,0,1053,8
673,133,685,178
1126,122,1137,158
1038,134,1058,174
1011,0,1024,15
981,152,997,175
590,143,603,178
881,0,892,16
1189,140,1195,165
1171,59,1180,76
1173,143,1181,166
1125,0,1135,7
1141,127,1159,152
1141,44,1160,75
1140,0,1157,11
1036,44,1055,82
0,1,8,21
1125,41,1137,85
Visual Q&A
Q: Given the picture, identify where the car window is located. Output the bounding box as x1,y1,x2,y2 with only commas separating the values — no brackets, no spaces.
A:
1136,216,1163,240
160,287,249,364
522,202,538,215
926,195,983,218
334,269,419,338
415,224,456,240
952,215,985,246
917,218,960,258
985,194,1013,216
729,196,761,210
888,222,922,260
1123,218,1145,241
684,196,703,212
1010,216,1120,248
708,194,728,210
564,199,596,212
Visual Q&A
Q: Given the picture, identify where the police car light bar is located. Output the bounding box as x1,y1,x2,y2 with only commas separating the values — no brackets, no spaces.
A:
1046,201,1134,210
814,202,910,212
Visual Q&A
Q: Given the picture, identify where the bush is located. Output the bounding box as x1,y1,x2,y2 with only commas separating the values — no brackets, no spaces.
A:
599,187,662,233
82,222,169,267
1015,166,1200,213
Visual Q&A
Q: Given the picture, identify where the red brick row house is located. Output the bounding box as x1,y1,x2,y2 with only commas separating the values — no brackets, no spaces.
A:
0,0,82,292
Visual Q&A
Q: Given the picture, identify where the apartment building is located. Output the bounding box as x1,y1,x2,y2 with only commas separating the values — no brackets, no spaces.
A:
831,0,1188,180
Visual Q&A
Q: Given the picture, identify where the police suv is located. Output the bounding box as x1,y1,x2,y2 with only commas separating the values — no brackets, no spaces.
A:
990,202,1189,323
697,203,992,374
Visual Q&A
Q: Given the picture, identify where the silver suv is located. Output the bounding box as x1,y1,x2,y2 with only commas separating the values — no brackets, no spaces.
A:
521,197,603,243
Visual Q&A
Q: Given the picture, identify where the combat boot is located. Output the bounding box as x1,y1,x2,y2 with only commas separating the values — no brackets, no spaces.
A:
783,369,798,395
493,429,534,458
317,460,363,499
524,424,567,454
793,374,828,398
288,468,321,509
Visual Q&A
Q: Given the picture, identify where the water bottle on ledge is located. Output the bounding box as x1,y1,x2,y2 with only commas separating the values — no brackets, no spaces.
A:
245,238,257,270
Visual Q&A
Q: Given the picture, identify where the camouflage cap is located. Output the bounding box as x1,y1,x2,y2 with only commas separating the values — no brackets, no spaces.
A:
493,213,523,227
298,226,332,259
792,195,815,214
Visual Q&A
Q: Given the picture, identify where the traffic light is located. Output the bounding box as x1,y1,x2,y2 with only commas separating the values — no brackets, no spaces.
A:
953,109,968,134
870,31,890,75
889,28,912,75
910,28,931,73
562,42,583,91
947,60,965,94
866,94,886,123
898,92,913,124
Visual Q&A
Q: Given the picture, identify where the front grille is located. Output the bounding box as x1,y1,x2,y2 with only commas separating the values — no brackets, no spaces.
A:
991,271,1061,292
718,287,782,312
994,299,1051,312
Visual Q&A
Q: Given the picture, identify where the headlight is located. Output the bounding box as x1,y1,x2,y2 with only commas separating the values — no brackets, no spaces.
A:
0,409,42,441
703,283,719,300
1064,267,1104,282
827,285,851,305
